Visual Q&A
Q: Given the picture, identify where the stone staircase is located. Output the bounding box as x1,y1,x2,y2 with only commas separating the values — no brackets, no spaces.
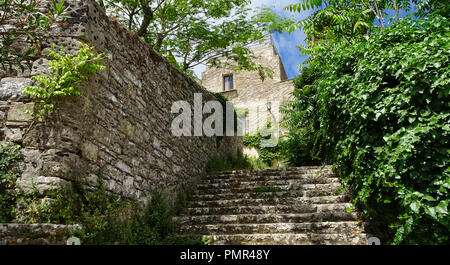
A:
176,166,370,245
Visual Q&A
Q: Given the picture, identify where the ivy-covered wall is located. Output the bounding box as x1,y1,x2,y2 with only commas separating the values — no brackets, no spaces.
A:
0,0,240,203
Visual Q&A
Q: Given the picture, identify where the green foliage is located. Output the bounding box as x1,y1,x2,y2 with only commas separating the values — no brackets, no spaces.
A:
17,179,206,245
280,63,334,166
284,0,376,45
255,186,283,193
24,42,106,117
205,149,272,172
242,126,284,166
247,156,270,170
283,16,450,244
0,143,22,222
17,179,136,244
205,151,252,173
127,190,176,245
268,0,422,57
0,0,66,73
98,0,273,79
127,190,206,245
174,186,192,216
413,0,450,18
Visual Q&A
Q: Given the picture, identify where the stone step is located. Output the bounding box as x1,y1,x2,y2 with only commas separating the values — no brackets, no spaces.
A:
175,211,361,225
197,177,341,190
203,171,336,181
211,166,332,174
182,203,352,216
192,188,345,201
176,166,366,245
180,221,367,235
190,195,351,208
194,183,343,196
209,232,368,245
208,167,333,180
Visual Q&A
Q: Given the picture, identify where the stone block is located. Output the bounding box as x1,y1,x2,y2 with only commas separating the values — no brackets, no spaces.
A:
40,149,85,180
16,175,71,194
4,128,23,143
31,58,51,76
0,78,32,101
81,141,99,162
7,102,34,122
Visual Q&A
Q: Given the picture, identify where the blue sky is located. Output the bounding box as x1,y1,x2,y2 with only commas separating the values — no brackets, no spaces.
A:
249,0,417,79
194,0,416,80
194,0,310,79
249,0,313,79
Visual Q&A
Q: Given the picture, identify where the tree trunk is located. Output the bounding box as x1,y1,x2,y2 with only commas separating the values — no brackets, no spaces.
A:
137,0,153,37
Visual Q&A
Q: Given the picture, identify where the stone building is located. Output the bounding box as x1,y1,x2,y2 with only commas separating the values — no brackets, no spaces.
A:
201,39,295,153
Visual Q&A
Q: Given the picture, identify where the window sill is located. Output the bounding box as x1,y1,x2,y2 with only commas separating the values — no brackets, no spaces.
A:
221,89,237,93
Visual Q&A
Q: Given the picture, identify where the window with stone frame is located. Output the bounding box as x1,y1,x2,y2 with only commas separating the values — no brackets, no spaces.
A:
223,74,234,91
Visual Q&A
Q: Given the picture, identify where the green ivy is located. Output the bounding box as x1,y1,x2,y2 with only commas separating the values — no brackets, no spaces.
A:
242,125,284,166
282,16,450,244
24,42,106,117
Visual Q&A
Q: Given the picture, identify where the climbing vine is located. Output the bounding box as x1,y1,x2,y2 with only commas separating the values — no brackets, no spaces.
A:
24,42,106,117
242,123,284,166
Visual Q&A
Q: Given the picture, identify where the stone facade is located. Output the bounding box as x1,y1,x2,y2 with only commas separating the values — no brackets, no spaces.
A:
201,41,294,137
0,0,241,204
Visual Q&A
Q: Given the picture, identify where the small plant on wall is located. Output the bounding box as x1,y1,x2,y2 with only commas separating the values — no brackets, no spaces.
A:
24,42,106,118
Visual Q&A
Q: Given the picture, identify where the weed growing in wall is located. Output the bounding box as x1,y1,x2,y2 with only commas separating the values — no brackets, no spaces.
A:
24,42,106,117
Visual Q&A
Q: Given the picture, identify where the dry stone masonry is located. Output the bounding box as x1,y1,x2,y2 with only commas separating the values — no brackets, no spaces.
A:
177,166,370,245
0,0,240,202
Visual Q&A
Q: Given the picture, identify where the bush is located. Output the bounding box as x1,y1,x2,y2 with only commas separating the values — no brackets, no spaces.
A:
281,67,334,166
283,16,450,244
0,142,22,222
247,156,270,170
17,179,206,245
242,125,284,166
205,151,252,172
17,178,137,244
127,190,177,245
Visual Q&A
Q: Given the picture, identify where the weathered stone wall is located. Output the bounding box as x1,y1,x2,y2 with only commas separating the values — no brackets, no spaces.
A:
201,42,289,93
221,79,294,133
0,224,80,245
0,0,241,203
